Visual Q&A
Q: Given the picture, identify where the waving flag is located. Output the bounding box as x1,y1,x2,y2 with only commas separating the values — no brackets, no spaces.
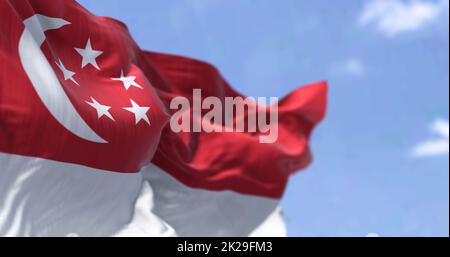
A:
0,0,327,236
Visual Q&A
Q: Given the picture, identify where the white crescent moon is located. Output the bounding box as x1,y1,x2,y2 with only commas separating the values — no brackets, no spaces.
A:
18,14,107,143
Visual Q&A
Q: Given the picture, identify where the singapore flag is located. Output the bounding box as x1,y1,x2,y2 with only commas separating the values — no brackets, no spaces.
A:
0,0,327,237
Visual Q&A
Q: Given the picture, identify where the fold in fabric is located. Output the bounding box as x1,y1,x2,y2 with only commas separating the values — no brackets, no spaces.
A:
145,52,327,198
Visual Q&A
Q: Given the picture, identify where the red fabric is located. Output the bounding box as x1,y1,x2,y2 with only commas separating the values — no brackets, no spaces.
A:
147,52,327,198
0,0,169,172
0,0,327,199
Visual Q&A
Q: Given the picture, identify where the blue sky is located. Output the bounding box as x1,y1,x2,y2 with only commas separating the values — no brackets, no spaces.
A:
77,0,449,236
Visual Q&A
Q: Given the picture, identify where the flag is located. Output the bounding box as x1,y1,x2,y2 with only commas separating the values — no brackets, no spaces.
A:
0,0,327,236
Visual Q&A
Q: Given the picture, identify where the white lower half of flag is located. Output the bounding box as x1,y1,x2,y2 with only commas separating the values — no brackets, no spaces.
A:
0,153,286,237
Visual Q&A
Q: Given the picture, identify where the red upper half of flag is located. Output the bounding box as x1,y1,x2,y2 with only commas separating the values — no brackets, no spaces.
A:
0,0,170,172
0,0,327,199
146,52,327,198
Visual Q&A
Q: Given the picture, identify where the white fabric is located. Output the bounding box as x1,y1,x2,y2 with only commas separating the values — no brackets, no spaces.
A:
142,164,286,237
0,152,286,237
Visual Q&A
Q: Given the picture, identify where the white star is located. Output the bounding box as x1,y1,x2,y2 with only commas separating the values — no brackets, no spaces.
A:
123,99,150,125
86,97,114,121
112,70,143,90
55,59,79,86
75,38,103,70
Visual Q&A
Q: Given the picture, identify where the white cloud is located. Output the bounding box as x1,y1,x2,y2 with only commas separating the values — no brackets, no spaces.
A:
412,119,449,158
332,58,365,77
359,0,448,37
